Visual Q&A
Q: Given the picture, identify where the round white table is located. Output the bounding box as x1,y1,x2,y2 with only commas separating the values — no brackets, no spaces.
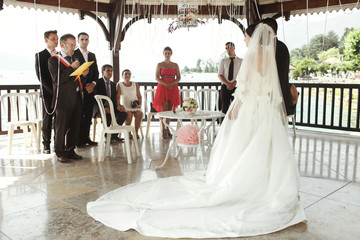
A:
156,110,225,170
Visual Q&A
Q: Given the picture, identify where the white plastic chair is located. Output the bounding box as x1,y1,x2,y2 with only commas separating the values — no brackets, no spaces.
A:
197,89,220,140
28,91,42,148
197,89,219,111
92,115,102,142
0,93,40,154
288,114,296,137
144,89,161,137
179,89,198,104
94,95,141,163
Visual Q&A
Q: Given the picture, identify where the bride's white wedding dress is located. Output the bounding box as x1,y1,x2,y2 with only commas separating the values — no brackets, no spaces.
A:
87,24,306,238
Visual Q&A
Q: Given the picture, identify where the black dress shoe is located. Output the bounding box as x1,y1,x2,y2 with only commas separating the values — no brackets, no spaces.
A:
43,146,50,154
77,143,86,148
68,151,83,160
86,140,98,146
111,136,124,142
57,156,71,163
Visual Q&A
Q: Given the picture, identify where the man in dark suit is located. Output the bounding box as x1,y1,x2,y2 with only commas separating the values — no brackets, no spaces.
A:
73,32,99,148
35,30,58,154
94,64,127,141
48,34,88,163
260,18,296,116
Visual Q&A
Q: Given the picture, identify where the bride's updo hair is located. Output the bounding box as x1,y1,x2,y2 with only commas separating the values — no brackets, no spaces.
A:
245,24,257,37
163,46,172,53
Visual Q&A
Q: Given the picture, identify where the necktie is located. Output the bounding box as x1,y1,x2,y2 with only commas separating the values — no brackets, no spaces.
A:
228,57,235,81
106,81,111,98
50,50,57,55
65,56,72,64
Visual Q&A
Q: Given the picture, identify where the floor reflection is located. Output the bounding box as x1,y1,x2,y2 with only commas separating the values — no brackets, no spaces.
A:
0,128,359,240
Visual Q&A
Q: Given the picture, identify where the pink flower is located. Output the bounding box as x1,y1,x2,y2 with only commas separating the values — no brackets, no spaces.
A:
176,125,203,145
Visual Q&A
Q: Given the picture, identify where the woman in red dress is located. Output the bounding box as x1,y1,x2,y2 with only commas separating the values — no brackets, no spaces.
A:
153,46,181,139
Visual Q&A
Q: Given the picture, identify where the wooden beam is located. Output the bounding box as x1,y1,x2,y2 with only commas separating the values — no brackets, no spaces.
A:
79,10,110,42
120,15,149,42
109,0,126,84
13,0,109,13
260,0,360,15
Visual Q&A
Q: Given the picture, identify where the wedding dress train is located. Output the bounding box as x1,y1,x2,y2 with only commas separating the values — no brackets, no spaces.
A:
87,24,306,238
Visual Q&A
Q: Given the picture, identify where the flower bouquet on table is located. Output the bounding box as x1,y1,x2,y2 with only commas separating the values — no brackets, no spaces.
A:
173,97,198,115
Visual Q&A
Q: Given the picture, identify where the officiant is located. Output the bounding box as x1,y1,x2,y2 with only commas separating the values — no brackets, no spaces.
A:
48,33,89,163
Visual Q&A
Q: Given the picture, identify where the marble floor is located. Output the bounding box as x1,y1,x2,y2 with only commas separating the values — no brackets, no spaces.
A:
0,124,359,240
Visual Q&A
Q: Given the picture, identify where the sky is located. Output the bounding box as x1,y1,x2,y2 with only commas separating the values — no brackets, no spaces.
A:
0,4,359,83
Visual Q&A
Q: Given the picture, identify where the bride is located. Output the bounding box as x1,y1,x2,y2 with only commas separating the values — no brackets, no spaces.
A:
87,23,306,238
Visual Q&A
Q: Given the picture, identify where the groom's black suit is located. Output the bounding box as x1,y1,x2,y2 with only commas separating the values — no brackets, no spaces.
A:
275,40,295,116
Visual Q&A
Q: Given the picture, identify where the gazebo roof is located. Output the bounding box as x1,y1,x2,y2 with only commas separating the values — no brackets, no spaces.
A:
3,0,360,19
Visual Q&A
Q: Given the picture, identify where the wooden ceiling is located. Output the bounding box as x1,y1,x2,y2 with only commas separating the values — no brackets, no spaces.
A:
2,0,359,19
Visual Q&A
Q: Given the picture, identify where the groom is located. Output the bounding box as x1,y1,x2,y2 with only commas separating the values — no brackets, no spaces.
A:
260,18,296,116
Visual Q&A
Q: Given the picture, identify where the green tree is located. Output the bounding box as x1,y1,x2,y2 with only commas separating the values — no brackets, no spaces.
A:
318,47,340,62
204,65,210,73
290,48,306,64
316,63,330,76
324,31,339,50
344,28,360,71
196,59,202,67
293,31,339,61
291,58,317,79
183,66,190,73
339,27,355,54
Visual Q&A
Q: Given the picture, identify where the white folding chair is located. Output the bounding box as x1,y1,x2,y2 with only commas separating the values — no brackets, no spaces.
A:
28,91,42,148
144,89,161,137
0,93,40,154
94,95,141,163
197,88,220,139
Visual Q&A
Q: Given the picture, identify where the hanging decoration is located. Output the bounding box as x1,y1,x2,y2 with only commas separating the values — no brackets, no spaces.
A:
168,3,206,33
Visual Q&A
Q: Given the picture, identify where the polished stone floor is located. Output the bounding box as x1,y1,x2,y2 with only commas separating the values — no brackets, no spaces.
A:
0,124,359,240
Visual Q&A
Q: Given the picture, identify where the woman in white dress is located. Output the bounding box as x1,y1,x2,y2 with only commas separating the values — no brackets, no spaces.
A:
87,24,306,238
116,69,143,138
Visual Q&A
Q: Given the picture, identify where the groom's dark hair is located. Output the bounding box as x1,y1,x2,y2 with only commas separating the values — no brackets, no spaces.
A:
259,18,278,33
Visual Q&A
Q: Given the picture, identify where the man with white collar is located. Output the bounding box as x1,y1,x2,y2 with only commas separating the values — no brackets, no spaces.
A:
218,42,242,115
73,32,99,148
35,30,58,154
48,34,88,163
